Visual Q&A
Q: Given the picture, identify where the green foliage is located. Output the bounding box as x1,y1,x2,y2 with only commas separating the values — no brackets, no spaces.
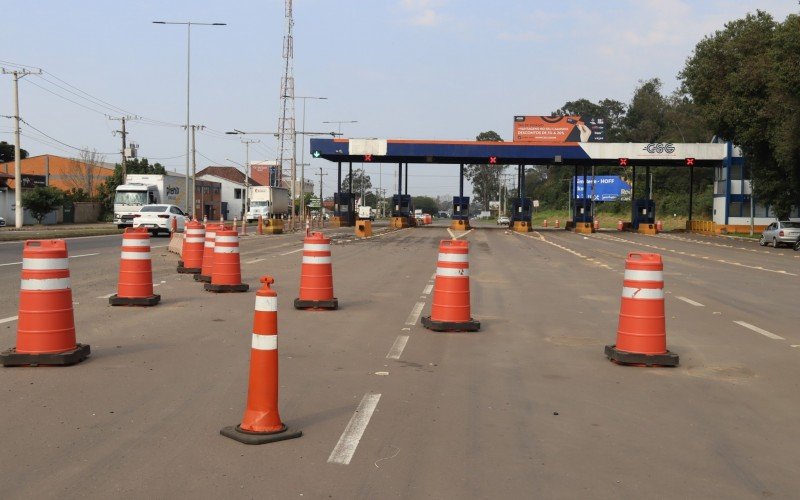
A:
680,10,800,218
0,141,28,163
64,188,91,202
96,158,167,216
464,131,505,209
411,196,439,214
21,186,65,223
341,168,372,196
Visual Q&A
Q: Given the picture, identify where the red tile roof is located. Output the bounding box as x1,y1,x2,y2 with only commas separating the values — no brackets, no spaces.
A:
196,166,261,186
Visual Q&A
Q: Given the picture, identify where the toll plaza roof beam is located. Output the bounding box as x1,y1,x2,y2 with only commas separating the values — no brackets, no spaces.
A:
309,138,741,167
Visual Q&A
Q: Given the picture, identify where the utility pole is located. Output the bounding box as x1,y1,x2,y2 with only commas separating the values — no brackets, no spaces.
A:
241,139,258,220
188,124,205,218
276,0,296,226
2,67,41,228
110,115,137,184
297,162,310,218
316,167,327,218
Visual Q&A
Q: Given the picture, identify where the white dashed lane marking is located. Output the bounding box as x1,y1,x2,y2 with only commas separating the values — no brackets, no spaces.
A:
734,321,784,340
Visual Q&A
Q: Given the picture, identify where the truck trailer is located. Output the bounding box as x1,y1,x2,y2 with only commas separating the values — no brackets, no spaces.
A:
113,173,185,228
246,186,290,222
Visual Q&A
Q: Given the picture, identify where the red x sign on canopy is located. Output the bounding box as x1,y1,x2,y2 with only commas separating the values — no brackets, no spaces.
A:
685,157,695,166
364,154,373,162
489,156,497,164
618,158,628,166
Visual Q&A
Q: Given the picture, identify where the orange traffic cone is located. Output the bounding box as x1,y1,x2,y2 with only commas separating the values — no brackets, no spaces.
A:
1,240,90,366
421,239,480,332
220,276,303,444
110,227,160,306
543,219,548,228
294,232,337,310
177,220,204,274
205,229,249,292
605,253,678,366
195,223,223,283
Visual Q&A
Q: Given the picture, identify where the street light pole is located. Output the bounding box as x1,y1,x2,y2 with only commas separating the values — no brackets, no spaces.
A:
296,96,327,222
241,139,258,219
153,20,225,213
322,120,357,136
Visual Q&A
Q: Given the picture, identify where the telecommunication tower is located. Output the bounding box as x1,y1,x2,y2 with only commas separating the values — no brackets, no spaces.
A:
275,0,295,190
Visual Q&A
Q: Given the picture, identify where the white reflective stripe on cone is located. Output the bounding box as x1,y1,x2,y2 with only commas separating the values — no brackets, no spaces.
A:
621,287,664,299
436,267,469,277
303,256,331,264
215,236,239,243
204,242,216,248
121,251,151,260
122,239,150,247
214,247,240,254
624,269,663,282
304,243,331,251
185,237,205,243
20,277,71,290
22,258,68,270
187,229,205,235
254,296,278,312
438,253,469,263
251,333,278,351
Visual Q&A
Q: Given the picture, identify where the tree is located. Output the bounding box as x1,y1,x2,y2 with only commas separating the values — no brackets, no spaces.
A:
64,148,105,198
411,195,439,214
22,186,65,224
341,168,372,198
0,141,28,163
680,10,800,218
96,158,168,215
464,131,505,209
553,98,627,142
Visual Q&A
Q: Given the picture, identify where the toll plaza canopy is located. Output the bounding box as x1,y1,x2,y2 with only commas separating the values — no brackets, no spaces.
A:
309,138,743,167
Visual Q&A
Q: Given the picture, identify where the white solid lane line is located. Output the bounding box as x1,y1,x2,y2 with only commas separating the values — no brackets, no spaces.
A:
0,316,18,324
405,302,426,325
245,258,265,264
386,335,410,360
676,296,704,307
422,284,433,295
0,261,22,267
96,293,115,299
328,393,382,465
734,321,785,340
70,253,100,258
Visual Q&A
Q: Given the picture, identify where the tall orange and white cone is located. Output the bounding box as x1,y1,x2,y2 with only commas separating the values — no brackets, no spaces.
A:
605,253,679,366
294,232,338,310
421,239,480,332
1,240,90,366
177,220,204,274
195,223,222,283
110,228,160,306
220,276,302,445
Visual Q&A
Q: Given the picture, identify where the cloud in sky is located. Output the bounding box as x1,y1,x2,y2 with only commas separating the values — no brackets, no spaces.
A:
400,0,445,26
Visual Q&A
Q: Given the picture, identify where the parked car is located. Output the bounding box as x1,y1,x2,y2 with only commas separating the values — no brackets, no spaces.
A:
133,204,187,236
497,215,511,225
795,238,800,251
759,221,800,248
0,215,5,227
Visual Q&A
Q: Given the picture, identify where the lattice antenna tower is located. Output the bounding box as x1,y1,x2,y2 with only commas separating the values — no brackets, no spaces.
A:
275,0,296,188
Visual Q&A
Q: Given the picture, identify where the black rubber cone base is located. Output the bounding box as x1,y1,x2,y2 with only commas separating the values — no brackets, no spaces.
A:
194,274,211,283
294,297,338,310
220,424,302,445
177,264,200,274
1,343,90,367
109,294,161,306
421,315,480,332
605,344,679,367
204,283,249,293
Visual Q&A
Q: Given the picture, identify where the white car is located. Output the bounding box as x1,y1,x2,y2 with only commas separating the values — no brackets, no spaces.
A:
497,215,511,225
133,204,187,236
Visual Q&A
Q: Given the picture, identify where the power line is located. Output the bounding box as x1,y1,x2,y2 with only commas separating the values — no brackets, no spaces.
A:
19,118,116,154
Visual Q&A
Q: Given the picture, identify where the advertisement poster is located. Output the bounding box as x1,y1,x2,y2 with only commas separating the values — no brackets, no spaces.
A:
572,176,631,201
513,115,605,143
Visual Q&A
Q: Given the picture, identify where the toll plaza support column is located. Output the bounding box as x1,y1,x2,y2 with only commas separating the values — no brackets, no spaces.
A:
391,162,411,228
573,166,594,234
331,162,355,228
632,165,656,234
331,162,344,227
511,164,531,233
451,163,470,231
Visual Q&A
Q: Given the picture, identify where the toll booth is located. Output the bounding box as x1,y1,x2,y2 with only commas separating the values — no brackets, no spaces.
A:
390,194,413,228
510,198,532,232
332,192,356,227
451,196,470,230
632,199,656,233
572,199,592,223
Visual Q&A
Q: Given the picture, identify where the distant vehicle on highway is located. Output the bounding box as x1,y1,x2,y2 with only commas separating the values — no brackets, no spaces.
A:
133,204,187,236
437,211,449,218
759,221,800,248
497,215,511,225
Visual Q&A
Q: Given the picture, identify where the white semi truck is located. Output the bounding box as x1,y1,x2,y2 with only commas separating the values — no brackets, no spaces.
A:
113,173,185,228
246,186,290,222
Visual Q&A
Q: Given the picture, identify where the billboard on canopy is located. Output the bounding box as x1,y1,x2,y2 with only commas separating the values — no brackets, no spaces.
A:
513,115,605,143
573,176,631,201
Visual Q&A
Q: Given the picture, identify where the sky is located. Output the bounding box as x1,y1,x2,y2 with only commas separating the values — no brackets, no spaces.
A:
1,0,797,200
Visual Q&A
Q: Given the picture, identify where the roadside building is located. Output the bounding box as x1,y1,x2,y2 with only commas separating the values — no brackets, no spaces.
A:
196,166,260,220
